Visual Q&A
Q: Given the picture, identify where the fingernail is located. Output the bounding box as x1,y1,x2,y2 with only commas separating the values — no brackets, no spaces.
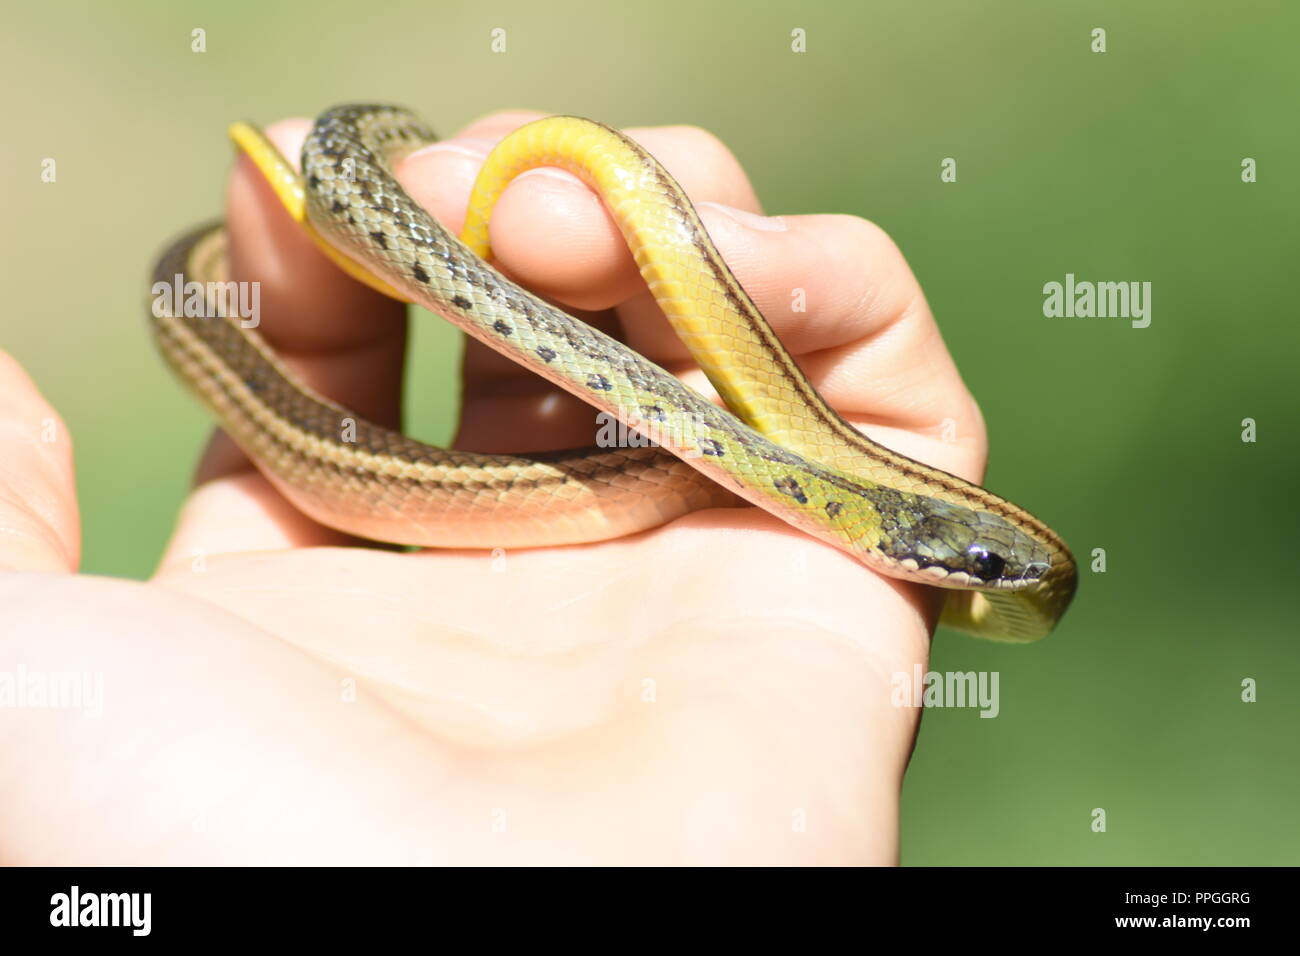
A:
515,166,586,188
698,201,787,232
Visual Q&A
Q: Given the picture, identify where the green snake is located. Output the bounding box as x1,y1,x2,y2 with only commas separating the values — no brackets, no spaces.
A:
148,104,1077,641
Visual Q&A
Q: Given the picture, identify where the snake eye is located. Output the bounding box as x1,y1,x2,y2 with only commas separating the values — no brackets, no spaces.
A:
966,546,1006,581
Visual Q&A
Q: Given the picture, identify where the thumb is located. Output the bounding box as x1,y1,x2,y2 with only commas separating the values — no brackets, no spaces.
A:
0,350,80,572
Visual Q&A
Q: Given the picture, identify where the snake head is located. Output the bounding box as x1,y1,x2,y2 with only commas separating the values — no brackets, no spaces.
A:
871,493,1058,591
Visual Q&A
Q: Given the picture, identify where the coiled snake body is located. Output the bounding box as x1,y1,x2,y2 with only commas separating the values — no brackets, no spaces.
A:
149,105,1076,641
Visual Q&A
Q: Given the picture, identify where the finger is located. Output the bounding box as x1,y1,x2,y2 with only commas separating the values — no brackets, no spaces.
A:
393,116,765,450
430,115,963,453
0,351,80,572
471,123,761,312
451,207,983,479
616,208,987,480
159,119,409,566
390,108,551,240
405,122,981,478
401,119,762,315
225,119,408,428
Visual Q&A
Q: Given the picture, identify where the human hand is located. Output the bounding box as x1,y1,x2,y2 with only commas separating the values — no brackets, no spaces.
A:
0,111,988,864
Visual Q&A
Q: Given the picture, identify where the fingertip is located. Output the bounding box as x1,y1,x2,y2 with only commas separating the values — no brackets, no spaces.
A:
481,167,643,311
395,137,495,236
398,140,643,312
261,118,313,171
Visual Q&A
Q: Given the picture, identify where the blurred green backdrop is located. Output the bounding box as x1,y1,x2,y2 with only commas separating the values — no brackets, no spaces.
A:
3,0,1297,864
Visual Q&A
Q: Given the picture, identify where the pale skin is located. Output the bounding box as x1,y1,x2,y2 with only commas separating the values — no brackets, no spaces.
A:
0,111,988,865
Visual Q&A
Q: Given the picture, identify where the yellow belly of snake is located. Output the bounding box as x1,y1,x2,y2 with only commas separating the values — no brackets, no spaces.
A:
148,104,1076,641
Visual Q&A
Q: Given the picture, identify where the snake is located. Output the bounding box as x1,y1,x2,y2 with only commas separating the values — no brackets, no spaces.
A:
148,104,1077,641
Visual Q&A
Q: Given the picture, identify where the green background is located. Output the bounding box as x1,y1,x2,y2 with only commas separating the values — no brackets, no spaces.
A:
4,0,1296,864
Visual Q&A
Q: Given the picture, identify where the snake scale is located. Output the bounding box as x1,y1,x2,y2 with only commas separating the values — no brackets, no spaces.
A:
148,105,1077,641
